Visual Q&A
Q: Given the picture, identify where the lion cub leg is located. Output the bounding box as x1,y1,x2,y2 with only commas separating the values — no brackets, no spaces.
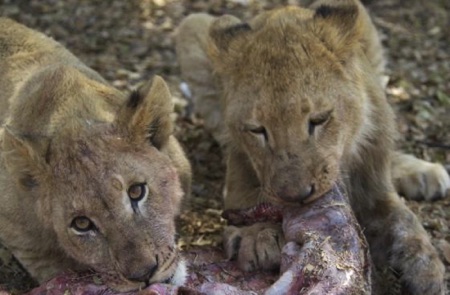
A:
363,196,445,294
350,166,445,294
176,14,285,271
391,152,450,201
222,150,285,272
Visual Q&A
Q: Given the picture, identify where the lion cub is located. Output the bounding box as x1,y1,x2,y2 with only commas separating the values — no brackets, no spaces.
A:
176,0,448,294
0,18,191,291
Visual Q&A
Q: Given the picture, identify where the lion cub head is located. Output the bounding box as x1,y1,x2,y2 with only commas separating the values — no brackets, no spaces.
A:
2,74,186,290
208,2,378,204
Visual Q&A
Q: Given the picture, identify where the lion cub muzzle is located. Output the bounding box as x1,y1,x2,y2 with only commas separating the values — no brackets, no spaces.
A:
124,258,158,283
268,159,326,204
276,183,315,203
124,250,181,285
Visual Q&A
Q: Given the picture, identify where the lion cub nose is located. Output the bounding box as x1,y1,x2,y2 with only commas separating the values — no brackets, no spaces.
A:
279,184,315,203
127,263,158,283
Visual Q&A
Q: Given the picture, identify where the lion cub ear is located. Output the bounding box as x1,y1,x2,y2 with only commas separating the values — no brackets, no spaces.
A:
209,15,250,51
208,15,251,68
312,0,365,61
116,75,174,149
1,128,47,190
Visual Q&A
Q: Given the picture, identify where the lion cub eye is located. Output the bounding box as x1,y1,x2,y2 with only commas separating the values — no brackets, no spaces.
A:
247,126,268,143
308,110,332,135
128,183,148,202
71,216,95,233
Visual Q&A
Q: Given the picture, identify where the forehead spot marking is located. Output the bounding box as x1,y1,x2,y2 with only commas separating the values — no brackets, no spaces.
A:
301,103,311,114
112,178,123,191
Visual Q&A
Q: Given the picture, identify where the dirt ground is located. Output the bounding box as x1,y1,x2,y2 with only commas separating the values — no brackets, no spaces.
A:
0,0,449,293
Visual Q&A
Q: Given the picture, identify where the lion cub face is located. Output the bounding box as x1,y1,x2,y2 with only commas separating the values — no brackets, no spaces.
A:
3,76,186,290
46,132,184,289
209,6,371,204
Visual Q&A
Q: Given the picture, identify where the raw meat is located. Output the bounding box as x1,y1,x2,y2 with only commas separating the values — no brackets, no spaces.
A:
10,184,371,295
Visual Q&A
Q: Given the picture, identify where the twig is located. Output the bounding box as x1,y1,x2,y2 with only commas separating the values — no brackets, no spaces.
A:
416,141,450,150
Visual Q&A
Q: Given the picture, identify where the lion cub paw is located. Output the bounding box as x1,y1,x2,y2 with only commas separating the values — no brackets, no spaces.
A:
223,223,285,272
392,154,450,201
395,243,446,295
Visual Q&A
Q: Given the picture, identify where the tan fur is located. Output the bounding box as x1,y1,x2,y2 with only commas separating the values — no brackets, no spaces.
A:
176,1,447,294
0,18,191,291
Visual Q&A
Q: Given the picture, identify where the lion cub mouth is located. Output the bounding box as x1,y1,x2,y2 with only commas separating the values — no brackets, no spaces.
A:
149,254,187,286
105,255,187,291
162,259,187,285
268,186,332,206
